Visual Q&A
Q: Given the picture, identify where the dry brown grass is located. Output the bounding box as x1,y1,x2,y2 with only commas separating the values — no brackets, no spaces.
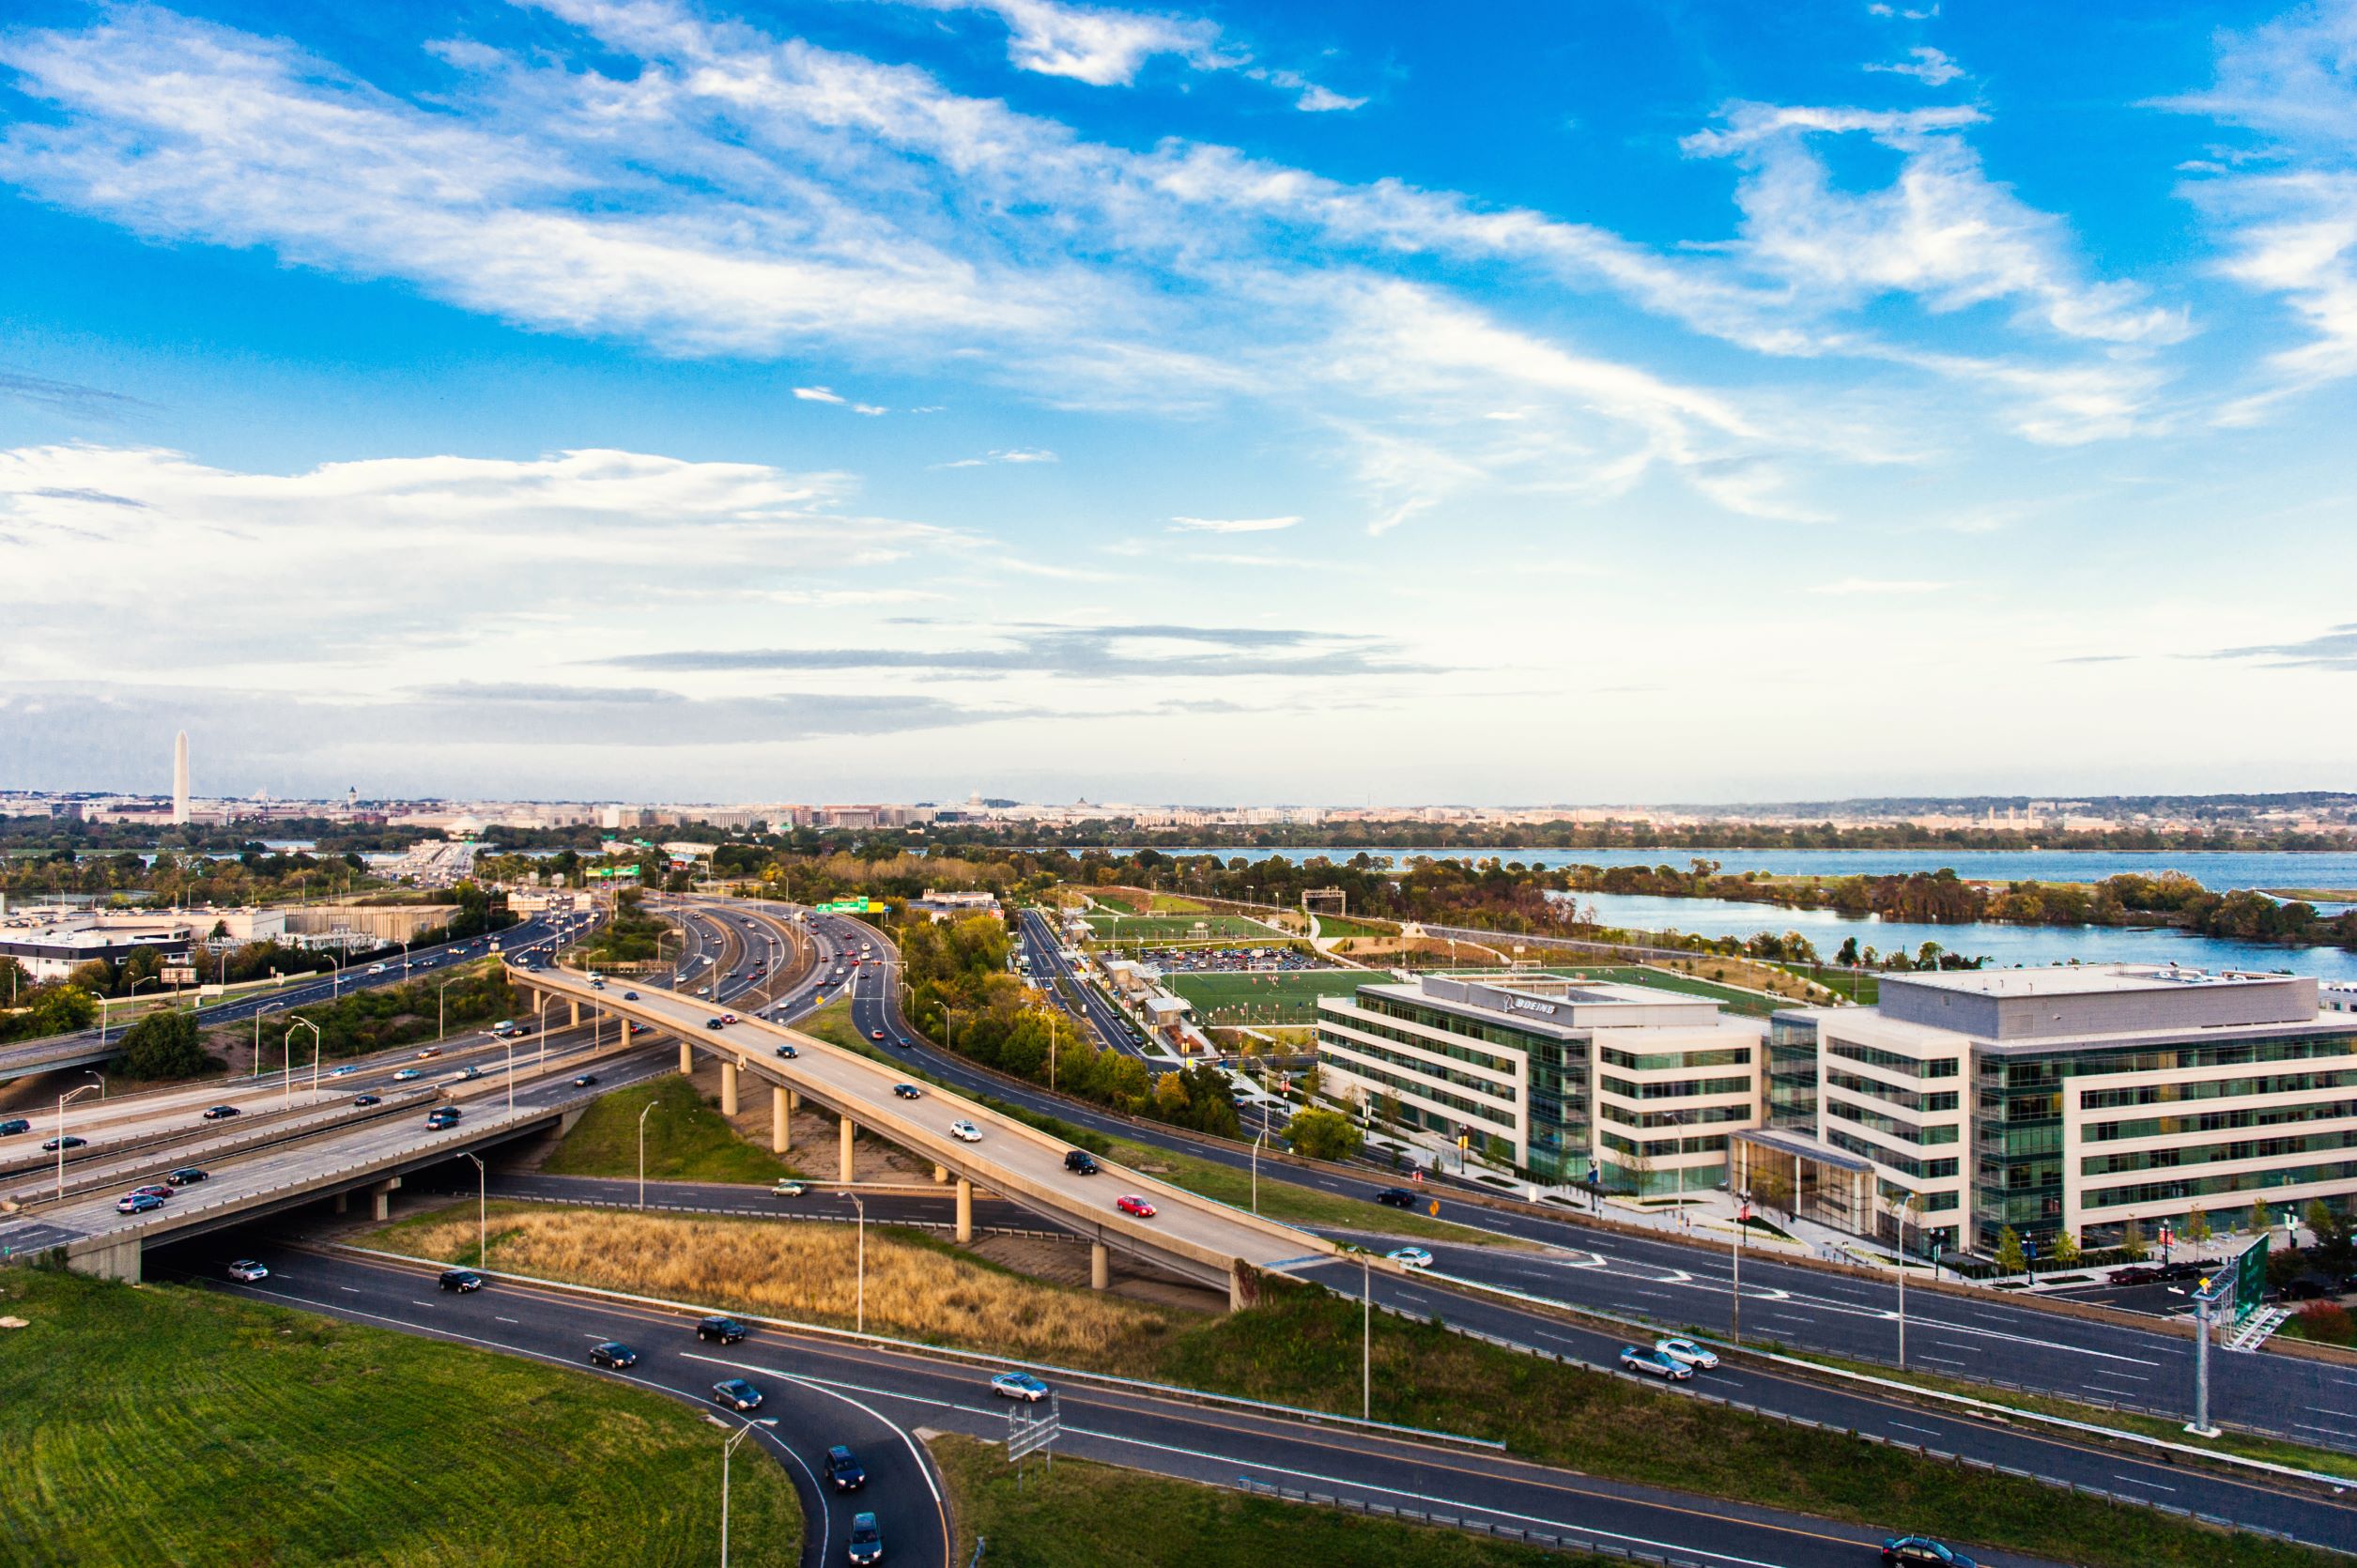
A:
386,1204,1189,1372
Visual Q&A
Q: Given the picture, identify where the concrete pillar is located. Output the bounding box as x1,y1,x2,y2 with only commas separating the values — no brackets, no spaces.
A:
839,1114,856,1185
1090,1241,1110,1291
932,1163,948,1184
720,1059,739,1116
369,1176,402,1222
679,1038,694,1076
772,1085,791,1153
955,1176,973,1243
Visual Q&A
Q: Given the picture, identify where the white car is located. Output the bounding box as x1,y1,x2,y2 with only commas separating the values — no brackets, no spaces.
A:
226,1260,270,1282
948,1119,982,1143
1655,1336,1720,1371
1385,1246,1433,1270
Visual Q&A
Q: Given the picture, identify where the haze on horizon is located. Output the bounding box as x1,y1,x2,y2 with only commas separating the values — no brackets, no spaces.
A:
3,0,2355,805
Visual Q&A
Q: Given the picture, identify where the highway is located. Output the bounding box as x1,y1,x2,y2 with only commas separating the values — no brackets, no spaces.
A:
156,1241,2075,1568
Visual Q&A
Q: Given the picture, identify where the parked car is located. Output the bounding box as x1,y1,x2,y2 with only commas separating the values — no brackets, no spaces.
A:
825,1445,869,1492
116,1192,165,1214
588,1341,639,1369
1655,1336,1719,1371
847,1511,884,1565
891,1083,921,1100
1882,1538,1977,1567
775,1044,798,1059
425,1107,461,1130
990,1371,1050,1402
1374,1188,1418,1208
167,1167,208,1186
0,1117,33,1136
949,1119,982,1143
771,1179,807,1197
225,1259,269,1282
711,1378,763,1413
697,1315,749,1344
1617,1345,1693,1380
1116,1193,1158,1219
42,1134,87,1151
1385,1246,1433,1269
439,1268,484,1293
1064,1150,1099,1175
353,1094,382,1107
202,1104,241,1121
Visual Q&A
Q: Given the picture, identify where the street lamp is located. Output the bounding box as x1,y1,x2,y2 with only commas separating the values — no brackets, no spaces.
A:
706,1414,779,1568
851,1191,867,1333
54,1082,100,1198
460,1152,486,1266
284,1017,321,1110
253,1002,284,1078
639,1101,661,1210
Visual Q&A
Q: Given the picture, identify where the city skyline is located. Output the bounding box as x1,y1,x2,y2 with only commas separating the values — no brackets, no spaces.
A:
5,1,2357,802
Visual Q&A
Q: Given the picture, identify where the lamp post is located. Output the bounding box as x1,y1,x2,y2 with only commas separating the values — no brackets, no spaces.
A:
708,1414,779,1568
285,1017,321,1110
852,1191,867,1333
55,1083,99,1198
253,1003,284,1078
460,1151,486,1266
639,1101,660,1210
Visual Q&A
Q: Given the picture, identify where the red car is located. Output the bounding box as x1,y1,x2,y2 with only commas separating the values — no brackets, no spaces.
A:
1115,1194,1157,1219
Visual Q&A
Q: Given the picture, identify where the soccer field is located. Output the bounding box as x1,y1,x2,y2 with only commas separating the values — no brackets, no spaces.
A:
1083,913,1276,940
1166,968,1363,1022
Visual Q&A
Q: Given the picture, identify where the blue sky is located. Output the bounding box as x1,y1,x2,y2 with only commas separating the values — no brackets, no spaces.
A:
3,0,2355,806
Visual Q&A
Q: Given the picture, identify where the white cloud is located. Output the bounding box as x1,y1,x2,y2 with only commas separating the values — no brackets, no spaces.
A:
1807,576,1953,595
1168,515,1301,532
793,386,847,403
1865,46,1965,86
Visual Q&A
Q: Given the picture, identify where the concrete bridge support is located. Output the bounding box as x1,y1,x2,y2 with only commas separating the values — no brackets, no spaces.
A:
772,1085,791,1154
720,1059,739,1117
955,1176,973,1244
1091,1241,1110,1291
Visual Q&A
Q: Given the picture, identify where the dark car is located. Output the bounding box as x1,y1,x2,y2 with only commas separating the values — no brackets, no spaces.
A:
1063,1149,1099,1175
353,1094,382,1107
438,1268,484,1293
711,1378,763,1413
0,1117,29,1136
824,1444,868,1491
41,1134,87,1152
697,1315,749,1344
202,1104,242,1121
891,1083,921,1099
588,1341,639,1369
425,1107,461,1130
1374,1188,1418,1208
166,1167,208,1186
1883,1538,1976,1568
847,1512,883,1566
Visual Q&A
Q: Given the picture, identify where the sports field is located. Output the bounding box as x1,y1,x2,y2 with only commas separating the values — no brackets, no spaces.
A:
1085,913,1277,940
1166,968,1363,1022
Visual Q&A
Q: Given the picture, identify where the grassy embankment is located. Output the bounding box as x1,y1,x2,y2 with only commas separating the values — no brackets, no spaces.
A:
930,1433,1594,1568
359,1205,2331,1568
542,1073,803,1184
0,1268,797,1566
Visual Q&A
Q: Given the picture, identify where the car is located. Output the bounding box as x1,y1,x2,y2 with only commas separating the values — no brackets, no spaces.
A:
1064,1149,1099,1175
949,1119,982,1143
1882,1537,1977,1567
848,1511,884,1566
166,1167,208,1186
417,1046,441,1059
2108,1265,2163,1287
697,1315,749,1344
0,1117,29,1136
202,1104,241,1121
225,1260,270,1282
1374,1187,1418,1208
586,1339,639,1369
1655,1336,1719,1371
1386,1246,1433,1269
775,1044,798,1059
116,1192,165,1214
329,1065,360,1078
825,1444,869,1491
891,1083,921,1100
439,1268,484,1293
623,990,639,1001
991,1371,1050,1402
705,1018,725,1030
711,1378,763,1413
1618,1345,1693,1381
1116,1193,1158,1219
353,1094,382,1107
572,1074,599,1087
393,1068,424,1082
425,1107,461,1130
771,1179,807,1197
129,1184,172,1201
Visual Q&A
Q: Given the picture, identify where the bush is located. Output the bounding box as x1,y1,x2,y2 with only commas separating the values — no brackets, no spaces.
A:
117,1008,208,1080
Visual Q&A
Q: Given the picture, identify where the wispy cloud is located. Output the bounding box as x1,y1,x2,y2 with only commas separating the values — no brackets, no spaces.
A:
1168,515,1300,532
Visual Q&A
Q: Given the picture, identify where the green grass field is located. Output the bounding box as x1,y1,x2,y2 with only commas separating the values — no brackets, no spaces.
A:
0,1268,799,1566
1163,968,1363,1022
1085,913,1277,939
543,1073,804,1183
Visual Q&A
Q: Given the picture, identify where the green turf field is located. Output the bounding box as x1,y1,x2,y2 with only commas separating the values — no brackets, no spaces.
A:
1084,913,1278,939
1165,968,1363,1022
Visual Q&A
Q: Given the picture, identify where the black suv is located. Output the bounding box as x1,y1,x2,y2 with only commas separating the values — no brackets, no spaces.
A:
1374,1188,1418,1208
824,1444,868,1491
438,1269,484,1293
1063,1149,1099,1175
697,1315,749,1344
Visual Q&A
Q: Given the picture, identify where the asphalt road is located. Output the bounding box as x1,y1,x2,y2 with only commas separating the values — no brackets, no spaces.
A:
151,1239,2076,1568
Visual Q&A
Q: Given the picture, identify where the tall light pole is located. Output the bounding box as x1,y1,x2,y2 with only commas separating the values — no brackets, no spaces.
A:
852,1191,867,1333
285,1017,321,1110
708,1415,778,1568
639,1101,660,1210
55,1083,99,1198
253,1002,284,1078
460,1152,486,1266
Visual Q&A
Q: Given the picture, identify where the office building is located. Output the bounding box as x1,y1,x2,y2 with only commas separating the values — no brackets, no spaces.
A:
1315,973,1765,1191
1752,965,2357,1257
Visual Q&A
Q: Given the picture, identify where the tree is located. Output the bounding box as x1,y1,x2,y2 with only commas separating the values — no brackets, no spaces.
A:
2182,1205,2212,1247
2049,1228,2082,1269
1286,1107,1361,1162
1995,1226,2026,1275
118,1007,208,1080
2118,1220,2149,1261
